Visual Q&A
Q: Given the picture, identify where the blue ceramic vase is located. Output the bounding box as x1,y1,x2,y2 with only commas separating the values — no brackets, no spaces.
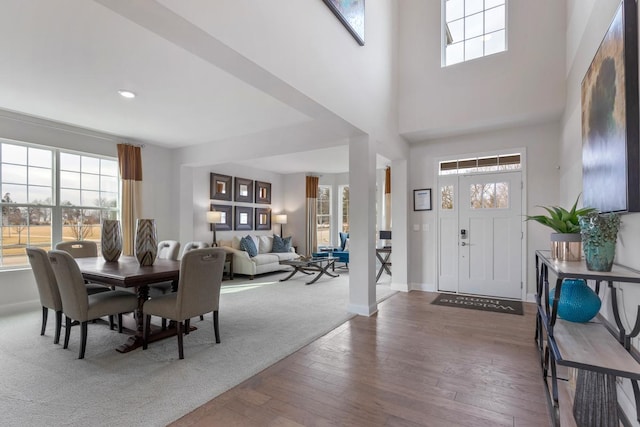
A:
549,278,601,323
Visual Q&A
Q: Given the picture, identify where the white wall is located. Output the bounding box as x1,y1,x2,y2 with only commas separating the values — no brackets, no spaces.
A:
0,112,174,313
408,122,561,292
398,0,566,140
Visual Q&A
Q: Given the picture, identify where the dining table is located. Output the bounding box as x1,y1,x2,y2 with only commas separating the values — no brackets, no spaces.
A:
74,255,181,353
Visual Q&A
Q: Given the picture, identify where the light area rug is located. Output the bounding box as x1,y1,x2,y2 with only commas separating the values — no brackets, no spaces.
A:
0,271,396,427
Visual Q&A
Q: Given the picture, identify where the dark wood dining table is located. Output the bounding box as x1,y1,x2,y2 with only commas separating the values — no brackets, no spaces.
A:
74,256,181,353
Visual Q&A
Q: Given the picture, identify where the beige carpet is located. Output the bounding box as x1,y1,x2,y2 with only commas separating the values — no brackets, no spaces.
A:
0,270,396,427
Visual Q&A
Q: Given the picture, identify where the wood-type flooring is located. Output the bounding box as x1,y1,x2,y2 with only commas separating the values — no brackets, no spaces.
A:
171,291,550,426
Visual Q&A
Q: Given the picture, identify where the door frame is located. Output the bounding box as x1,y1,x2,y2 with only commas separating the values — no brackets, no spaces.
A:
435,148,528,301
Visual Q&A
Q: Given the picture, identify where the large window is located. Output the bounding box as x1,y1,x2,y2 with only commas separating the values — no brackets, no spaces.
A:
339,185,349,233
443,0,507,66
317,185,331,246
0,140,118,267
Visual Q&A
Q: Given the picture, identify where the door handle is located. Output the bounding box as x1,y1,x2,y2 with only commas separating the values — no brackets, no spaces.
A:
460,242,467,246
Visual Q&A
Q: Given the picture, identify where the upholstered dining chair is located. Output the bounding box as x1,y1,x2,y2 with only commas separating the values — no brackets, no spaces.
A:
142,247,225,359
26,247,63,344
150,240,181,329
180,241,211,320
47,250,139,359
55,240,111,295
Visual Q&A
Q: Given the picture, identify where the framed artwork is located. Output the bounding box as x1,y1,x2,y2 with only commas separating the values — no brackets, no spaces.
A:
322,0,365,46
414,188,432,211
210,204,232,231
234,177,254,203
234,206,254,231
255,181,272,204
582,0,639,212
255,207,272,231
210,173,232,201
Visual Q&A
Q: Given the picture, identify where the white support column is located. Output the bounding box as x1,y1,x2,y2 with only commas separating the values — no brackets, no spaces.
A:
391,159,409,292
347,135,377,316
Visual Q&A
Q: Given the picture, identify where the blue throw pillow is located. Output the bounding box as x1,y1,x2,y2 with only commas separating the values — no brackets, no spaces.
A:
339,232,349,251
272,235,292,253
239,235,258,257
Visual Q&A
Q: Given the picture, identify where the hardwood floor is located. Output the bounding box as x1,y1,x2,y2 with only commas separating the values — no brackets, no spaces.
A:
170,291,551,427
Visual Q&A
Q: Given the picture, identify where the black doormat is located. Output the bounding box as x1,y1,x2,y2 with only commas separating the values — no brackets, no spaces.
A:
431,293,523,315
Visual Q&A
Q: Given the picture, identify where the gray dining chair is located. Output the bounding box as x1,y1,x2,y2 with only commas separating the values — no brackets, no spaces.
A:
150,240,181,329
48,250,139,359
142,247,225,359
181,241,211,321
26,247,63,344
55,240,111,295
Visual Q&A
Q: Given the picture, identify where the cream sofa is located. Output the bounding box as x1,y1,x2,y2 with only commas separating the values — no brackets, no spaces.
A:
219,235,299,279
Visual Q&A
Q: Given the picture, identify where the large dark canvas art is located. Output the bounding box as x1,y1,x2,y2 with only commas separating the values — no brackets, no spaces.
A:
582,0,639,212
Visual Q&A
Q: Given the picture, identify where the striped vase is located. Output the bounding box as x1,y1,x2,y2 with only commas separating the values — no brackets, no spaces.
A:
134,219,157,266
101,219,122,262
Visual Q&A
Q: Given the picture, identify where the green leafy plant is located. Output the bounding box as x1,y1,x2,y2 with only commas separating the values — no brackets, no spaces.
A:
525,194,596,234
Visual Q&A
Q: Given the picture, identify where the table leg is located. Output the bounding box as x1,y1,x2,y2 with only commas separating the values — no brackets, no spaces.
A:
306,260,339,285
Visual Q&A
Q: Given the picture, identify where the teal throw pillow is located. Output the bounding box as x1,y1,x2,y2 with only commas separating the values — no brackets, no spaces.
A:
240,235,258,257
272,235,292,253
339,232,349,251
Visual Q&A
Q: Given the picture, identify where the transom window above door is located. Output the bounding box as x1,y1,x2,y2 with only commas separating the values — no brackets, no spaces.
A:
443,0,507,66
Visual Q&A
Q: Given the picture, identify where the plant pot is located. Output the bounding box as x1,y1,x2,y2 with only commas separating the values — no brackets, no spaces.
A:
550,233,581,261
579,212,620,272
134,219,157,266
101,219,122,262
549,278,601,323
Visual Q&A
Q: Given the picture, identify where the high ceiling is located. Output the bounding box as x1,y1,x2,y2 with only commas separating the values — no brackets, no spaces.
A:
0,1,377,173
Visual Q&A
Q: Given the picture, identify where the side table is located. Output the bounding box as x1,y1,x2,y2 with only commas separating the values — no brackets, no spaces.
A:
223,251,233,280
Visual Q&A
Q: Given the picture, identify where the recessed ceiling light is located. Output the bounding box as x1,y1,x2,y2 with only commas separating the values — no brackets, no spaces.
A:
118,90,136,99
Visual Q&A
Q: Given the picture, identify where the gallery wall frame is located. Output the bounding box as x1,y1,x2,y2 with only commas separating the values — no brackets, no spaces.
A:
414,188,432,211
234,206,254,231
255,207,272,231
210,173,232,201
234,177,254,203
582,0,640,212
255,181,272,204
322,0,365,46
210,204,232,231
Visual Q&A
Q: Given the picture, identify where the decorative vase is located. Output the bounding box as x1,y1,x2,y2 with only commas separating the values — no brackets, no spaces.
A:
549,278,601,323
579,212,620,272
134,219,157,266
101,219,122,262
550,233,582,261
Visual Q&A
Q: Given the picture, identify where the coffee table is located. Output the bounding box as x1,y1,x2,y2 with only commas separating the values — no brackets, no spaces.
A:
279,257,339,285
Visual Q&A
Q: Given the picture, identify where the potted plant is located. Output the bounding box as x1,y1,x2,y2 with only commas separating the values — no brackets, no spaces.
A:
525,194,596,261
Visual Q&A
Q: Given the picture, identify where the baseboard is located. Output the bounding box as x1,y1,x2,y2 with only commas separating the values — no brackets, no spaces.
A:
526,293,536,303
347,303,378,316
390,282,409,292
0,299,39,317
410,282,436,292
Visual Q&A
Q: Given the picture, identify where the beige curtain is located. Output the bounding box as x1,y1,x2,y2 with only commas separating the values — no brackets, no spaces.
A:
117,144,143,256
384,166,391,230
305,176,319,256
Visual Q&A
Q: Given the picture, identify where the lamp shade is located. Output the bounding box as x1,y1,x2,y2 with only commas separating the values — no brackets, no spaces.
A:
274,214,288,225
206,211,223,224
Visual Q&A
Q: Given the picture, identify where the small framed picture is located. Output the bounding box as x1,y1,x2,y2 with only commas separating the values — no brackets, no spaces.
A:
414,188,432,211
210,173,232,201
234,177,254,203
255,181,271,204
210,204,232,231
234,206,254,231
255,207,272,231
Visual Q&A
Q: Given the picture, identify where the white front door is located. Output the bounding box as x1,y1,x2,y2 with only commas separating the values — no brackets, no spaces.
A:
437,172,522,299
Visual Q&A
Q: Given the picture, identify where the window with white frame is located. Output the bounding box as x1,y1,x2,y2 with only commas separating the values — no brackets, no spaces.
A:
339,185,349,233
316,185,331,246
0,140,119,267
443,0,507,66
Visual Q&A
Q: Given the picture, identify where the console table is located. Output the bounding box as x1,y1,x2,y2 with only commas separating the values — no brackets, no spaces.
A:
535,250,640,426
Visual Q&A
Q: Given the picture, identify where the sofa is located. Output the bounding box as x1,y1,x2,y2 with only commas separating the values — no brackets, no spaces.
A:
219,235,299,279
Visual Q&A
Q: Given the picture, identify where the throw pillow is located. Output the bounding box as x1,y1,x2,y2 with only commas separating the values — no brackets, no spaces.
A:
272,235,292,253
343,238,350,252
239,235,258,257
339,232,349,251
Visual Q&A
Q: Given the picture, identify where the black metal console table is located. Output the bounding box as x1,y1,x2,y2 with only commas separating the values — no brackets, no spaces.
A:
535,250,640,426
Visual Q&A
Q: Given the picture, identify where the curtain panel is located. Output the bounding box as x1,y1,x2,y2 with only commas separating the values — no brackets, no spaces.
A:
117,144,143,256
384,166,391,230
305,176,319,256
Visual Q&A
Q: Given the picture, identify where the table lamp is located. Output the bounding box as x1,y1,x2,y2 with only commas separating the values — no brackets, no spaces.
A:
206,210,223,246
274,213,288,236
